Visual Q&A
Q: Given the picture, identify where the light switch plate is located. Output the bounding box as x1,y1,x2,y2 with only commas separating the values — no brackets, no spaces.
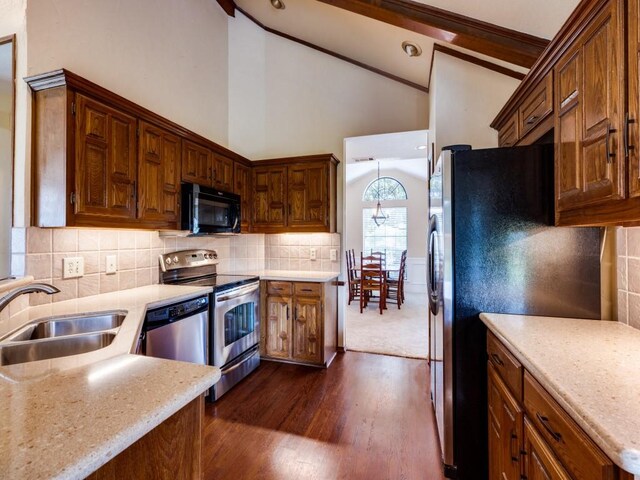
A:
63,257,84,279
105,255,117,274
310,248,317,261
330,249,337,262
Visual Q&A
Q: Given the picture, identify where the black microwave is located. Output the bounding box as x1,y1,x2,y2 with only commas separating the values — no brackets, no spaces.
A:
181,183,241,235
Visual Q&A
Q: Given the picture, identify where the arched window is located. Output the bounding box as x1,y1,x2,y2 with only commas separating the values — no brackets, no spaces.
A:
362,177,408,268
362,177,408,201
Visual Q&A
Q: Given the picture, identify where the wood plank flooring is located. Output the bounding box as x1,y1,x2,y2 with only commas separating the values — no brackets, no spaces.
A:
202,352,444,480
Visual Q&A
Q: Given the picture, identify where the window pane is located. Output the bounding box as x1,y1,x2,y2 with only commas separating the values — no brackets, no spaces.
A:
363,177,408,201
362,207,407,268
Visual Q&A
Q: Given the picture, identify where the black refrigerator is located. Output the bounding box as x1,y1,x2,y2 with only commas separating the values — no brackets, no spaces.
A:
427,145,601,479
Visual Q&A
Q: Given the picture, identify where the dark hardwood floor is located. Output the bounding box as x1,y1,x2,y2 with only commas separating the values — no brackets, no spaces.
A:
202,352,445,480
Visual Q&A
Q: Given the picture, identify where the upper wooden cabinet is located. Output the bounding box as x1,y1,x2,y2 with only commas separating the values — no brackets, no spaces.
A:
74,94,137,222
212,154,234,192
233,161,252,233
252,154,338,234
492,0,640,226
138,122,181,225
27,69,252,230
181,140,211,186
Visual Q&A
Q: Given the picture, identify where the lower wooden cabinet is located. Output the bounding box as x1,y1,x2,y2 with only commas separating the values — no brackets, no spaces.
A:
261,280,337,367
487,332,626,480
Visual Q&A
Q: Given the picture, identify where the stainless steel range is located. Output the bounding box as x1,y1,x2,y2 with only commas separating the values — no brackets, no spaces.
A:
159,249,260,401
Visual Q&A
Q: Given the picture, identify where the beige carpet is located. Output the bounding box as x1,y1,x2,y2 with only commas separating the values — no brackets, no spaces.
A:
346,292,429,359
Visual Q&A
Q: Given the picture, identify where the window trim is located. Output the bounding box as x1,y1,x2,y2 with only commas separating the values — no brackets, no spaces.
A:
362,176,408,202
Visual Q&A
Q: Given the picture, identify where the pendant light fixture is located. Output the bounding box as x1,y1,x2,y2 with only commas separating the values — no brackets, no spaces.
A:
372,161,387,227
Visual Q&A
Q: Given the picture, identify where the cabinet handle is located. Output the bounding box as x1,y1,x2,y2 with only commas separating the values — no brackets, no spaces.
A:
525,115,538,125
510,431,519,462
131,180,136,199
536,413,562,442
490,353,504,366
301,288,313,292
606,124,616,164
286,305,290,320
625,113,635,158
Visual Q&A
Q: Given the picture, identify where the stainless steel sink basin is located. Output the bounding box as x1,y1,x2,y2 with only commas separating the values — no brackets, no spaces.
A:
0,332,116,366
4,311,126,342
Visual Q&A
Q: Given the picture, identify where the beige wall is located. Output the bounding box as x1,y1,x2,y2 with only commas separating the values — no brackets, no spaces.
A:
430,51,520,156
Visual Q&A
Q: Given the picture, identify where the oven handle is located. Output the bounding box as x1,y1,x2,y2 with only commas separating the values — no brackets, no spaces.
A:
216,283,259,302
221,347,259,375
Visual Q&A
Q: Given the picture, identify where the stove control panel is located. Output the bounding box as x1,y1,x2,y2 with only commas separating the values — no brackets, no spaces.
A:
159,249,219,272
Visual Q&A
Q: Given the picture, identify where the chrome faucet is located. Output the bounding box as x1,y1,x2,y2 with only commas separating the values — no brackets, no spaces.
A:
0,283,60,314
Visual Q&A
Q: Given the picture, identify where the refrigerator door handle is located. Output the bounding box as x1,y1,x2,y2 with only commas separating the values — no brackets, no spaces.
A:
427,215,439,314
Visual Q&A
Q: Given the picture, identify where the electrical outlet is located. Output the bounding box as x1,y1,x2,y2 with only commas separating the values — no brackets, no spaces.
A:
105,255,117,274
310,248,317,261
330,249,337,262
63,257,84,279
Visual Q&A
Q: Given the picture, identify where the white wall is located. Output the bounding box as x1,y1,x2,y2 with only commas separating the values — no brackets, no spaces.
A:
429,51,520,157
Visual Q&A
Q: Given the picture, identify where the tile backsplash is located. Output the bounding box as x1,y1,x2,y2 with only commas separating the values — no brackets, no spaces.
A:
616,227,640,329
11,228,340,307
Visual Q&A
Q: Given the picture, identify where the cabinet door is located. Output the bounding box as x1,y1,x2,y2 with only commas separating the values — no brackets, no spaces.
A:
234,162,252,232
265,295,292,359
181,140,211,186
253,166,287,229
523,419,572,480
292,296,322,364
138,122,181,225
488,365,523,480
288,162,328,231
628,0,640,198
212,154,234,191
75,94,137,220
555,0,625,212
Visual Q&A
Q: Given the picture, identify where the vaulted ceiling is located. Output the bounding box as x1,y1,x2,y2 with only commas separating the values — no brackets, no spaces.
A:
219,0,581,92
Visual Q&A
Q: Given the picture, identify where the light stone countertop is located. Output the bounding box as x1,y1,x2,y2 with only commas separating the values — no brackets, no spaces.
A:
0,284,220,479
239,270,340,282
480,313,640,475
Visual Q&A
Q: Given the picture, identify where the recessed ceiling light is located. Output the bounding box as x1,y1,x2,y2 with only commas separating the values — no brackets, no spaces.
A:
402,41,422,58
416,145,428,150
270,0,286,9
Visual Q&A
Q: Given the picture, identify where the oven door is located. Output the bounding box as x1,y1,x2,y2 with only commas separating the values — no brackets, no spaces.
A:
181,183,241,235
213,282,260,367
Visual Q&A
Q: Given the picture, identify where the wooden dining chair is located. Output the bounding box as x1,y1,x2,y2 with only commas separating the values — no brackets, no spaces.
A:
360,253,387,314
387,250,407,309
370,250,387,269
346,250,361,305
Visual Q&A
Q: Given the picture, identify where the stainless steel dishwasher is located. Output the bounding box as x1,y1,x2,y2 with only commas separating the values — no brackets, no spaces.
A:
141,295,209,365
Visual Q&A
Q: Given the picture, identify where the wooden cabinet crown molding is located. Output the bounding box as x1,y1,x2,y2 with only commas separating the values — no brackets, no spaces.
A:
491,0,611,131
25,69,252,167
252,153,340,167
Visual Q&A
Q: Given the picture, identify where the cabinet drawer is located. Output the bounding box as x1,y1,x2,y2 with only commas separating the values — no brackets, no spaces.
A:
524,417,572,480
524,372,615,480
487,332,523,402
267,281,293,296
294,282,322,297
519,72,553,137
498,112,519,147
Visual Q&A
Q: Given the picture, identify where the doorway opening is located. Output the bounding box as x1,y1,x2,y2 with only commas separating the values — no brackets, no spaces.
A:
343,130,429,359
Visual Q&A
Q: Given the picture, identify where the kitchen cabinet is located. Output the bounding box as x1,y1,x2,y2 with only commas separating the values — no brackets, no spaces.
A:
261,280,337,367
487,363,523,480
252,154,338,233
487,332,625,480
87,396,203,479
74,93,137,222
27,69,253,231
628,0,640,199
233,161,252,232
212,153,234,192
252,165,288,231
138,122,181,225
181,139,212,186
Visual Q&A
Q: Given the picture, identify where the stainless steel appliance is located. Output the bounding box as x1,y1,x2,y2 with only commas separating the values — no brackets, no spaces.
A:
428,145,601,479
159,249,260,401
181,182,241,235
142,296,209,365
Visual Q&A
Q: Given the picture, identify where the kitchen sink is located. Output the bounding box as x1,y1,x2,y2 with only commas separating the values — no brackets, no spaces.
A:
4,312,127,342
0,332,117,366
